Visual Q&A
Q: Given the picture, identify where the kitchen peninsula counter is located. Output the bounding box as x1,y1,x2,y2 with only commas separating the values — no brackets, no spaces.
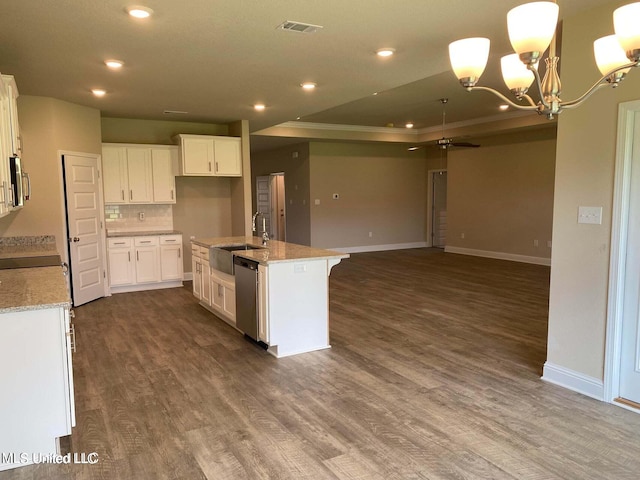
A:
191,236,348,358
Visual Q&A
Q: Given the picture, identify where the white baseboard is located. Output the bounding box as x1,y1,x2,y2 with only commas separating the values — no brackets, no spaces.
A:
542,362,604,401
444,246,551,266
331,242,428,254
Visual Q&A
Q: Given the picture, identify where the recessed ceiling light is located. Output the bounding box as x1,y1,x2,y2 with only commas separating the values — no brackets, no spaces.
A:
372,92,378,96
105,60,124,69
301,82,317,90
376,48,396,57
254,104,266,111
126,6,153,18
408,146,420,151
91,89,107,97
499,104,509,111
405,122,414,129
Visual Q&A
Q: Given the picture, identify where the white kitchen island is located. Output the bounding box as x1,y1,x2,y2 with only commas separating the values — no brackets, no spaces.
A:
191,236,348,358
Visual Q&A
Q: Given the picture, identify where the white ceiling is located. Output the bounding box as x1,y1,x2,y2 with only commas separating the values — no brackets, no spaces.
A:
0,0,617,150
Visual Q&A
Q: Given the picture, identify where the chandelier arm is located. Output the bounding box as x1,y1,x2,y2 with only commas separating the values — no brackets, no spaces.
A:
562,61,639,109
527,64,549,108
519,93,538,107
467,86,539,111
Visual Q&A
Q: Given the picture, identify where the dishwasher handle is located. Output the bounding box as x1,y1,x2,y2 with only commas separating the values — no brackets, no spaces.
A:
233,256,259,271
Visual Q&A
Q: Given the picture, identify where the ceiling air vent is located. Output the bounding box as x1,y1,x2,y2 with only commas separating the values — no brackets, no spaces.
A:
277,21,323,34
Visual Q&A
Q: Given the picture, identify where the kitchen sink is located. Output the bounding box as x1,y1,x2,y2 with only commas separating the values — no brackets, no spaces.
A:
209,244,265,275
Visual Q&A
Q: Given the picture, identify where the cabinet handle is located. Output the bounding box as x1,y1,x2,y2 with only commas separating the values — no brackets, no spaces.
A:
121,190,125,200
178,248,181,258
140,241,151,244
137,251,139,261
114,241,125,245
171,190,174,200
215,162,219,172
208,161,211,172
128,251,131,262
130,190,133,200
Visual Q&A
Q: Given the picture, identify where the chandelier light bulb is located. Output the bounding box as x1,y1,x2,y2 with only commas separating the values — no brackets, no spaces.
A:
501,53,535,91
594,35,632,77
613,2,640,62
507,1,559,62
448,38,490,85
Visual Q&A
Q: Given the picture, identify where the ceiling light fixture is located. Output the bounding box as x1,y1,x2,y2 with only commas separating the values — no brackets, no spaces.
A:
448,1,640,119
91,89,107,97
126,6,153,18
376,48,396,57
301,82,317,90
499,104,510,111
254,104,266,111
405,122,414,129
105,60,124,69
408,146,421,151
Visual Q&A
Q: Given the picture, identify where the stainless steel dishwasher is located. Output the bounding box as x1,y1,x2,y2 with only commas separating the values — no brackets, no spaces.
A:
233,256,262,344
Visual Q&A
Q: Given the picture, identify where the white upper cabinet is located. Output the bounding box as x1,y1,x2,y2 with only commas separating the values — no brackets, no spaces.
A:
0,78,13,217
174,134,242,177
102,144,177,205
151,147,177,203
2,75,21,157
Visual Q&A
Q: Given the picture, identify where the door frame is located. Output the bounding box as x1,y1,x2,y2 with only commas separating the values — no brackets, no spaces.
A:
426,168,447,248
604,99,640,412
59,150,109,302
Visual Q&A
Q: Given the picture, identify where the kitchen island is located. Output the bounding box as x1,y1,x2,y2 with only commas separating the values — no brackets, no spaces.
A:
191,236,348,358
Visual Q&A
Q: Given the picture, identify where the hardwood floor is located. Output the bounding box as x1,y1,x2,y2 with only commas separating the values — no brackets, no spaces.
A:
4,248,640,479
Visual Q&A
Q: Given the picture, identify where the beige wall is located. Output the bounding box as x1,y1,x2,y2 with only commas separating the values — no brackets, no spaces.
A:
309,142,427,249
0,96,102,255
547,0,640,380
229,120,252,237
446,128,556,259
101,118,227,144
251,143,311,246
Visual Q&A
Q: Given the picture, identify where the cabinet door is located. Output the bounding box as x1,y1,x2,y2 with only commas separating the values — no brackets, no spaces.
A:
181,136,214,175
258,265,269,344
201,263,211,305
213,137,242,176
135,246,159,283
222,283,236,321
192,257,202,299
102,146,128,204
211,278,224,312
151,147,177,203
126,147,153,203
2,76,20,156
160,244,182,281
108,248,134,286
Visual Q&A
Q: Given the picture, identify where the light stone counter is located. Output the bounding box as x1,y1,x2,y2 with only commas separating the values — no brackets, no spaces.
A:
192,236,349,265
0,266,71,313
107,230,182,238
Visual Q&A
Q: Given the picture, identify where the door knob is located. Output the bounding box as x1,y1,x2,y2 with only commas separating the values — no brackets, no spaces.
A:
73,237,80,243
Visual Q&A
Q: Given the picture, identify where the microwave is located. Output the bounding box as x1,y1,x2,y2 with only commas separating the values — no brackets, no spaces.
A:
9,156,30,209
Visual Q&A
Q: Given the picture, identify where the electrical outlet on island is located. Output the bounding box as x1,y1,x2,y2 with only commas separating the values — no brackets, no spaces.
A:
139,212,145,221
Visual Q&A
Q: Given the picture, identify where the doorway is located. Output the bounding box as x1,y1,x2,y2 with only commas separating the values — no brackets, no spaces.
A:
255,173,286,241
605,99,640,410
62,152,108,306
427,169,447,248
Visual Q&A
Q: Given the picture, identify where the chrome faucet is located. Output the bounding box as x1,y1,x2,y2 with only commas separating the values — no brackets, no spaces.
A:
252,211,270,245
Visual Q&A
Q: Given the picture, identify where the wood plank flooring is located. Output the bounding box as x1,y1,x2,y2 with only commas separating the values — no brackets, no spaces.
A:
4,248,640,479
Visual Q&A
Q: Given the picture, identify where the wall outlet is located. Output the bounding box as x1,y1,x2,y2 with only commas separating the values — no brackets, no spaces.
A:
369,231,373,238
333,193,340,200
461,233,465,239
578,206,603,225
533,239,539,247
138,212,145,221
314,199,320,205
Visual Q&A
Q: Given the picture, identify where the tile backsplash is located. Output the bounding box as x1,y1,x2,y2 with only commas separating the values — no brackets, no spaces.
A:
105,204,173,232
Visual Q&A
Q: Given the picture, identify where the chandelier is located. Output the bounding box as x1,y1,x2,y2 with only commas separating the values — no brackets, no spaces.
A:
448,1,640,119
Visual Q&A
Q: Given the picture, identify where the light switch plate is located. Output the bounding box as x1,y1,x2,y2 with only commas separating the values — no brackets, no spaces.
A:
578,206,602,225
314,199,320,205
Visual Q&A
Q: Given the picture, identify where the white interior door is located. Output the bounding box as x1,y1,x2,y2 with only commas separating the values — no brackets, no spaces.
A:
64,154,106,306
620,111,640,404
432,171,447,248
273,174,286,241
256,175,271,236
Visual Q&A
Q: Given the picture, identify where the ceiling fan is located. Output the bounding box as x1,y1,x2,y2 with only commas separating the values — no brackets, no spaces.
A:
435,98,480,150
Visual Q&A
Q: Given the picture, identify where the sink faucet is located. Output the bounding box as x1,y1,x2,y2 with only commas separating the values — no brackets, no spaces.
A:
252,211,270,245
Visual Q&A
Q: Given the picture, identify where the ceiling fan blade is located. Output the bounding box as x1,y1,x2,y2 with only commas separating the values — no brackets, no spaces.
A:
452,142,480,148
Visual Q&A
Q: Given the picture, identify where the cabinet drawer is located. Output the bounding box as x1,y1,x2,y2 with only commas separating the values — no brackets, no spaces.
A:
200,248,210,261
191,244,202,258
134,236,159,247
108,237,133,248
160,235,182,245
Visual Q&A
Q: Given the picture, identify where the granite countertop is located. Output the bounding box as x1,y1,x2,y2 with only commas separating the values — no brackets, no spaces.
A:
0,243,58,260
0,266,71,313
107,230,182,238
192,236,349,265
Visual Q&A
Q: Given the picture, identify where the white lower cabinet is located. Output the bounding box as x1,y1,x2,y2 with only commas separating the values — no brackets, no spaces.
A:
0,306,75,471
258,264,269,344
191,241,235,325
108,234,183,293
191,244,211,304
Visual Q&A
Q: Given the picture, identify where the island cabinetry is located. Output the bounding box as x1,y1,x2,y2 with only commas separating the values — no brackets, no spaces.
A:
107,234,183,293
102,144,177,204
191,244,211,305
211,269,236,324
174,134,242,177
